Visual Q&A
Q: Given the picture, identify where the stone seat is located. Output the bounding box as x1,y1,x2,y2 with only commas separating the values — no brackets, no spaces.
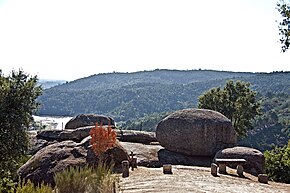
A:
214,158,246,176
215,158,246,165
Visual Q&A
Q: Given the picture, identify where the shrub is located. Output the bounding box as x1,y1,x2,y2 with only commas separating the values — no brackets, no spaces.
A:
0,175,15,193
54,164,118,193
89,123,117,157
54,166,92,193
86,161,118,193
15,180,53,193
264,140,290,183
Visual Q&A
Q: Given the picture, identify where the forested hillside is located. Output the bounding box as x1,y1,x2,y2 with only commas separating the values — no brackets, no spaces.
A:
121,93,290,151
240,93,290,150
37,70,289,150
37,70,289,123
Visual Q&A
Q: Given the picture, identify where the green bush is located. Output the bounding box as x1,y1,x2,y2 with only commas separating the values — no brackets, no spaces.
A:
15,180,53,193
54,163,118,193
86,161,118,193
54,166,92,193
264,140,290,183
0,170,16,193
0,176,15,193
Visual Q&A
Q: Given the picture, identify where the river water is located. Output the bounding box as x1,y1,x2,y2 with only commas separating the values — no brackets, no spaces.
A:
32,115,73,130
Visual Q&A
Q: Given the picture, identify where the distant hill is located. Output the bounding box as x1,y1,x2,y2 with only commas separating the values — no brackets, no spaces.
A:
49,69,254,91
37,69,290,122
38,79,67,89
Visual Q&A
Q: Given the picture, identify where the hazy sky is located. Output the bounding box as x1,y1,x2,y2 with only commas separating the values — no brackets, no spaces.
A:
0,0,289,80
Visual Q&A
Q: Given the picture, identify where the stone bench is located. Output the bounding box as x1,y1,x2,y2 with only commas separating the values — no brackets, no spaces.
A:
213,158,246,176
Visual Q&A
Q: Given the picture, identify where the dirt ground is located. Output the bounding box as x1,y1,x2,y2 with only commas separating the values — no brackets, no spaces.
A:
119,165,290,193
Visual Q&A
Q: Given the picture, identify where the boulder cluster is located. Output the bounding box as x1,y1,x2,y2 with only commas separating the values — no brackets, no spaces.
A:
156,108,264,176
20,110,265,185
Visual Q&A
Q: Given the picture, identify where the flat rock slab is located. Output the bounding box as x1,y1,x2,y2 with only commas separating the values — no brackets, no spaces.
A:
119,166,290,193
119,142,163,167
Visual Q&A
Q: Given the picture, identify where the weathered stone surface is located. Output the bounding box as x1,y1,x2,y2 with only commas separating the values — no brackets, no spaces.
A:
18,139,129,186
37,126,94,142
37,128,156,144
214,146,265,176
116,130,157,144
120,141,163,167
65,114,115,129
86,139,130,172
156,108,236,156
158,149,212,167
18,140,87,186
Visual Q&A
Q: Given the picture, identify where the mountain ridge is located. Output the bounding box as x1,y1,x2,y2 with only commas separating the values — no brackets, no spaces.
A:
49,69,255,91
37,69,290,122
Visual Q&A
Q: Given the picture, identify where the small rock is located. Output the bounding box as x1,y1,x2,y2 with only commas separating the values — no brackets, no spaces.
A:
237,165,244,177
258,174,268,184
122,160,130,178
163,164,172,174
211,163,218,176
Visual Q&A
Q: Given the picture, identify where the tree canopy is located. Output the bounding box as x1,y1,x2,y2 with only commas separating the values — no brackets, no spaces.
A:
264,139,290,183
0,69,42,179
198,80,261,138
277,0,290,52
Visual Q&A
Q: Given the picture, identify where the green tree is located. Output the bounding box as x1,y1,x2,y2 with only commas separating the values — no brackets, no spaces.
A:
0,69,42,180
277,0,290,52
264,140,290,183
198,80,261,138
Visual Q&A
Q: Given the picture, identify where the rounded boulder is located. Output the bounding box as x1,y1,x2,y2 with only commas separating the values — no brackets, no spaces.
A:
156,108,236,156
65,114,115,129
214,146,265,176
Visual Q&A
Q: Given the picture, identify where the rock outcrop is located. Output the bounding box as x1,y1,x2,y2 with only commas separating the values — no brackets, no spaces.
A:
65,114,115,129
120,141,163,167
156,108,236,157
37,126,94,142
214,146,265,176
18,138,129,186
36,128,157,147
117,130,157,144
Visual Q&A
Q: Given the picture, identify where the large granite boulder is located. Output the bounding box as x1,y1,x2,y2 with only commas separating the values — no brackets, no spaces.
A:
18,138,129,186
214,146,265,176
65,114,115,129
156,108,236,157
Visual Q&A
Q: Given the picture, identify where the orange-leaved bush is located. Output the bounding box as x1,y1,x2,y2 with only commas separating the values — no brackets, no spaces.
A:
89,123,117,156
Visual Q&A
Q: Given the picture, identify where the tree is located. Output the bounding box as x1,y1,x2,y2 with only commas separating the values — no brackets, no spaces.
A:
0,69,42,180
264,140,290,183
277,0,290,52
198,80,261,138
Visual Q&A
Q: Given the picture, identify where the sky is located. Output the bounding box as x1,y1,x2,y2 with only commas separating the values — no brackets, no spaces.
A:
0,0,289,81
